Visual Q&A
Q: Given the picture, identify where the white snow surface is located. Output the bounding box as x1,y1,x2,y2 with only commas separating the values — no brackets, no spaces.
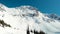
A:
0,3,60,34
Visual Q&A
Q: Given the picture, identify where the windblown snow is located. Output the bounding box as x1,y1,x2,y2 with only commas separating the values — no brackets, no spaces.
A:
0,3,60,34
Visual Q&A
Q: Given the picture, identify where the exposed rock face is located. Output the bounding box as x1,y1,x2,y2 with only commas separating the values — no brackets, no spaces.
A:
47,14,60,20
0,20,11,27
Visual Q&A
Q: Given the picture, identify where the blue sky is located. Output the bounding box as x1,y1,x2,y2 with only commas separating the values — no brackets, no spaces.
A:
0,0,60,15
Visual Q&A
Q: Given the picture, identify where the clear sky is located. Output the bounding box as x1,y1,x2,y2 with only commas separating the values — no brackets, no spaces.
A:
0,0,60,15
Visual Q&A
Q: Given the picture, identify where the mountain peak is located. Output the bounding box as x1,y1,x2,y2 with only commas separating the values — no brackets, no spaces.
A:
14,5,39,17
16,5,38,11
0,3,60,34
0,3,6,7
0,3,8,12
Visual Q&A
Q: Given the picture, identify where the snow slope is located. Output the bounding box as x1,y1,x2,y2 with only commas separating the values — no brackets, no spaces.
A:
0,3,60,34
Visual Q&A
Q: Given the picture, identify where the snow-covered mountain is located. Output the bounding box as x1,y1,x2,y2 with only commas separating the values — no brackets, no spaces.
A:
0,3,60,34
47,14,60,21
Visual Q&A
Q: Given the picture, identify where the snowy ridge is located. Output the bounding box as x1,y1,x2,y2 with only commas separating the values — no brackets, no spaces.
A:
0,4,60,34
46,14,60,21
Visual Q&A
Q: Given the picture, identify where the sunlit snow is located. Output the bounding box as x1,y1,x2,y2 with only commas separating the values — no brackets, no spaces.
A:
0,3,60,34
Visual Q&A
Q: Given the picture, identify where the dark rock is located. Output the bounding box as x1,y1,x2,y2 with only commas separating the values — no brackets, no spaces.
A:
0,20,11,27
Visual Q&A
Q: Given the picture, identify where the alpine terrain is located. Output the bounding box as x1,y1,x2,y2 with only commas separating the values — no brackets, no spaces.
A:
0,3,60,34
